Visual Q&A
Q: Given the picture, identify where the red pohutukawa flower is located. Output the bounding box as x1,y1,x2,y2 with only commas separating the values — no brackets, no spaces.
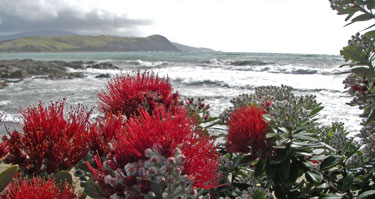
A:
0,136,9,160
226,105,272,159
87,107,220,198
2,177,80,199
0,115,9,159
90,114,124,156
98,71,180,118
5,100,92,175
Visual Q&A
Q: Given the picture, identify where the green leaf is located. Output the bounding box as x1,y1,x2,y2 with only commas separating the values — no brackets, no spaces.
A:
317,183,330,189
358,190,375,199
310,155,328,161
351,67,375,78
365,106,375,125
252,190,264,199
290,142,325,150
201,117,218,123
54,170,73,185
342,173,354,191
302,161,316,169
266,132,278,138
294,125,316,134
337,7,359,15
344,21,356,27
306,170,323,184
310,106,324,116
345,12,356,22
321,193,346,199
278,160,291,181
365,30,375,38
320,155,342,171
289,161,299,182
367,3,375,10
265,162,277,180
362,24,375,32
84,181,107,199
294,134,319,142
341,46,367,63
254,159,264,178
351,13,374,22
0,165,19,192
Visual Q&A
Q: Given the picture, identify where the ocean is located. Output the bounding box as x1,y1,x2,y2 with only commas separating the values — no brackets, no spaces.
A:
0,52,362,135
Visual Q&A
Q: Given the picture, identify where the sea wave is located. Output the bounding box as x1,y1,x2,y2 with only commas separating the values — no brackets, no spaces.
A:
121,60,169,68
173,78,231,88
198,59,345,75
172,77,342,94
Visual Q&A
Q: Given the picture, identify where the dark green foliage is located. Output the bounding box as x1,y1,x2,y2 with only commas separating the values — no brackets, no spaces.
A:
0,165,18,192
83,181,107,199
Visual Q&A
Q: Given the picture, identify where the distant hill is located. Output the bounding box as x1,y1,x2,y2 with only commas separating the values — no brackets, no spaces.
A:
0,30,75,42
0,35,180,52
172,42,215,52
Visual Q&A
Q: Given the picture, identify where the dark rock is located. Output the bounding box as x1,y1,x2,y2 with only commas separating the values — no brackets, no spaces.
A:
95,73,111,78
87,63,119,70
9,70,29,79
66,72,85,79
66,61,84,69
0,59,118,89
48,72,85,80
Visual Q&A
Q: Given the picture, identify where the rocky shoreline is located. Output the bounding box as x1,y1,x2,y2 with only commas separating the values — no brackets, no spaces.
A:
0,59,119,88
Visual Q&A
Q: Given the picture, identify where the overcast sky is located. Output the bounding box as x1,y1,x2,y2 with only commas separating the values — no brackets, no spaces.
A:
0,0,370,55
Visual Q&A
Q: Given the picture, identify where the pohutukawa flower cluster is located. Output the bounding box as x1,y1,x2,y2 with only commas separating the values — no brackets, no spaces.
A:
4,100,92,175
226,105,271,159
90,114,125,156
2,177,80,199
0,116,9,160
87,107,220,198
98,71,180,117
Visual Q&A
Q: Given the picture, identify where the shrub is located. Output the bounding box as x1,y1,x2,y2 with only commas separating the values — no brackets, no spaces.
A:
87,106,220,198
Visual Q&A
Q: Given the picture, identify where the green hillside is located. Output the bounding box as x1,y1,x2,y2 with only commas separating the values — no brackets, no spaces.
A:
0,35,180,52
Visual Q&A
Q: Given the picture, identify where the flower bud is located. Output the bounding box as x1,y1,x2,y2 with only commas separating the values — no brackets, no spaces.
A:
173,167,182,176
160,165,169,174
124,163,138,176
150,155,160,164
144,148,154,158
167,176,175,184
156,176,166,184
176,155,186,164
104,175,116,187
167,157,176,165
148,167,158,175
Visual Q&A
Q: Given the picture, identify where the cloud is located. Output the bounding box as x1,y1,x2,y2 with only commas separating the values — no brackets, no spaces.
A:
0,0,152,36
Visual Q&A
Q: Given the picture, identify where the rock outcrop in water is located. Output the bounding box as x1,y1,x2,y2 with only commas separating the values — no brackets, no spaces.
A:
0,59,119,88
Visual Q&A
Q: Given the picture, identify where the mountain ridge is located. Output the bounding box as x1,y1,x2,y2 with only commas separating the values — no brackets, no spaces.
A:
0,31,215,53
0,34,180,52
